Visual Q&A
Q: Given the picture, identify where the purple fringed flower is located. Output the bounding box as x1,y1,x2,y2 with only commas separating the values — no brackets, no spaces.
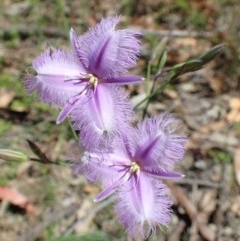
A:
76,113,186,239
25,16,143,148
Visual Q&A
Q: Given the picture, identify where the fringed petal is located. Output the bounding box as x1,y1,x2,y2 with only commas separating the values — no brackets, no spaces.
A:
25,48,86,106
73,151,121,185
134,113,186,171
71,16,141,79
71,85,133,150
70,17,120,71
103,28,141,77
115,174,172,240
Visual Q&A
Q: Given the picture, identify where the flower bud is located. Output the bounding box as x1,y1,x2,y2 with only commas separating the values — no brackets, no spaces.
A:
0,149,28,162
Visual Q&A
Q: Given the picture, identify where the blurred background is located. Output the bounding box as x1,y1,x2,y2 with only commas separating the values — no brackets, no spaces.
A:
0,0,240,240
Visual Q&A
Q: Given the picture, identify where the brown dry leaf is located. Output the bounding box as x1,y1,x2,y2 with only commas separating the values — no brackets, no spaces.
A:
0,187,33,213
227,98,240,123
234,148,240,186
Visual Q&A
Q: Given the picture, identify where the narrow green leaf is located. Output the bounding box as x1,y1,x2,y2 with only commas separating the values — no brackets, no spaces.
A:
149,37,168,65
158,50,168,70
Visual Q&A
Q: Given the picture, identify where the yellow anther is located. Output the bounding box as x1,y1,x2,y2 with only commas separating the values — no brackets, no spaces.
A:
88,74,99,89
130,162,140,173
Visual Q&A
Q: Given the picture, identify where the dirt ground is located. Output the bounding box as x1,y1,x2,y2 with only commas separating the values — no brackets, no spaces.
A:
1,0,240,241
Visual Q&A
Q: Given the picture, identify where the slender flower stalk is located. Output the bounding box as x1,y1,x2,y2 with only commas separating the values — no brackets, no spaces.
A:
75,113,186,239
25,16,143,148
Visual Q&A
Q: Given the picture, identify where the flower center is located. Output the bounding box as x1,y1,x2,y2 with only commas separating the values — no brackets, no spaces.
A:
88,74,99,89
130,161,140,173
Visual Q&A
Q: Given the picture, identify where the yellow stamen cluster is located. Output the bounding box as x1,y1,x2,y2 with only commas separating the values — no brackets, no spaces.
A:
130,161,140,173
88,74,99,89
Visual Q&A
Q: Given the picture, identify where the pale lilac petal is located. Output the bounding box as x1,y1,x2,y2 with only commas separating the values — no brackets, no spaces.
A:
71,17,120,71
71,85,133,150
134,113,186,170
88,29,141,78
105,75,144,84
106,141,132,166
73,138,131,185
115,174,172,239
108,29,141,75
135,135,160,162
25,48,86,106
71,17,141,78
74,151,121,185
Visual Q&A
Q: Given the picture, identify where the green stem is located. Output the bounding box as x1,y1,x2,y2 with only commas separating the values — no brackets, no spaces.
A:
134,71,177,111
68,118,78,141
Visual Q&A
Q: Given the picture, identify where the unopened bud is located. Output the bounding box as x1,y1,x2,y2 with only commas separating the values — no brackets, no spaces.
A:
199,44,225,63
0,149,28,162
